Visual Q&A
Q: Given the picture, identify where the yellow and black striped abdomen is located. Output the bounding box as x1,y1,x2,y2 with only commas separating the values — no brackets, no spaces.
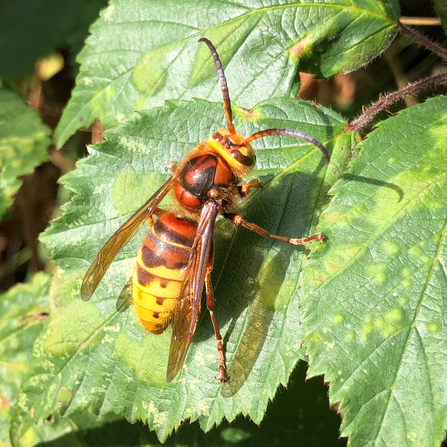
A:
133,212,197,334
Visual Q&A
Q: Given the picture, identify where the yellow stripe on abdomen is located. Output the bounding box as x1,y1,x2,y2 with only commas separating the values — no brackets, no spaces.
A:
133,212,196,334
137,250,184,280
133,242,190,333
134,270,182,298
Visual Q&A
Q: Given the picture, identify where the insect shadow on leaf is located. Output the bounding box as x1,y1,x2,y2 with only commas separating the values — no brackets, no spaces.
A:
340,174,404,202
116,278,133,313
214,169,325,395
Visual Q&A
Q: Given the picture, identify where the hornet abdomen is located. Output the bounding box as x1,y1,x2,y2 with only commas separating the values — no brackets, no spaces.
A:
133,212,196,333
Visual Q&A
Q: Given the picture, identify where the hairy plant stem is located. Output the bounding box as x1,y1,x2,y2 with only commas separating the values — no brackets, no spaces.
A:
398,22,447,62
347,71,447,133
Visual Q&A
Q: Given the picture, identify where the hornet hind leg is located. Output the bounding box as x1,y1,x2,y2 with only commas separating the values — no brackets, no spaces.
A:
205,250,227,381
224,213,324,245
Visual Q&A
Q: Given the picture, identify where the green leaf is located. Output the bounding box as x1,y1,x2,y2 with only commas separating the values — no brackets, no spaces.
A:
54,0,399,147
12,98,346,442
13,364,345,447
0,0,108,79
302,96,447,447
433,0,447,35
0,275,139,447
63,0,110,65
0,273,50,447
0,85,50,219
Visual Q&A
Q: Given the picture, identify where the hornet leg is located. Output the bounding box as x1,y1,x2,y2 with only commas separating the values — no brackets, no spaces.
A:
224,213,324,245
239,178,263,197
205,251,227,381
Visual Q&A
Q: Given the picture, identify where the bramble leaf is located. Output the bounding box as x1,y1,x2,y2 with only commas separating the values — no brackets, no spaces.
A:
0,85,50,219
433,0,447,35
302,96,447,447
12,365,345,447
0,273,50,446
54,0,399,146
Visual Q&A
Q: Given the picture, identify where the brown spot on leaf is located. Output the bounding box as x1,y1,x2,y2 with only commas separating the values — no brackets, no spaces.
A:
19,311,49,324
330,402,340,413
56,386,72,406
1,394,10,410
237,107,261,120
289,35,311,58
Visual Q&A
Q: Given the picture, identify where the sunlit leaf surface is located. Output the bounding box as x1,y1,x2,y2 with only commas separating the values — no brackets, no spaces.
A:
55,0,399,146
302,96,447,447
12,365,346,447
0,273,50,446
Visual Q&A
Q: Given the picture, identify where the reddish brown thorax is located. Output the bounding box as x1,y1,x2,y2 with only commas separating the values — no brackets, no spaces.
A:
173,152,234,210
